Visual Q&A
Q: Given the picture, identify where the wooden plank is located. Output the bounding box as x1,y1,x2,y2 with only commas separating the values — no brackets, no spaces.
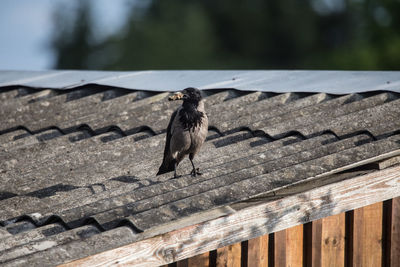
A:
176,259,188,267
177,252,209,267
376,155,400,170
187,252,210,267
59,165,400,267
353,202,383,267
320,213,345,267
391,197,400,267
247,234,268,267
311,219,322,267
352,206,364,266
216,243,241,267
365,202,384,267
188,252,209,267
275,225,303,267
285,225,303,267
274,230,286,267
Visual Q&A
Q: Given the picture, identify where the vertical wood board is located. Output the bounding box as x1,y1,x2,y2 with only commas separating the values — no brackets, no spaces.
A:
391,197,400,267
247,235,269,267
216,243,241,267
321,213,345,267
352,202,383,267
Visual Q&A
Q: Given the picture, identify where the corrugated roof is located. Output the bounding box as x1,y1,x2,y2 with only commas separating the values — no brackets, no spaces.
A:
0,70,400,93
1,76,400,265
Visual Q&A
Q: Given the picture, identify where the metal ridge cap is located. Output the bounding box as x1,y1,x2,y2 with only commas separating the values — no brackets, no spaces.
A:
0,70,399,94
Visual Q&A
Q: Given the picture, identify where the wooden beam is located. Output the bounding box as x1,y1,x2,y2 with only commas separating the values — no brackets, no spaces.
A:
60,165,400,267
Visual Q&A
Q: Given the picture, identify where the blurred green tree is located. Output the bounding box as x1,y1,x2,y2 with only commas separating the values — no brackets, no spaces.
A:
51,0,400,70
51,0,95,69
309,0,400,70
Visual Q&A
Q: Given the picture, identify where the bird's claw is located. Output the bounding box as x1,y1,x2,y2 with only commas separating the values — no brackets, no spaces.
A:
191,168,202,177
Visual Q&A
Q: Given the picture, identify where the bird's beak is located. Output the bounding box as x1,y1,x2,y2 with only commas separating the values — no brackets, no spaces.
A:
169,92,185,101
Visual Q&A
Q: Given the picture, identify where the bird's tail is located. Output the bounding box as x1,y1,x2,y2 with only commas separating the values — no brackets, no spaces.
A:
156,159,176,175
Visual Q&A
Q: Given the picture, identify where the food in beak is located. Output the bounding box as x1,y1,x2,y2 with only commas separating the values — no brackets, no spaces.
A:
168,92,185,101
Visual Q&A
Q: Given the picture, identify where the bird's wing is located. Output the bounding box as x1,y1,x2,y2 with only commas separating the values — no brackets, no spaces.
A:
162,109,178,162
157,109,179,175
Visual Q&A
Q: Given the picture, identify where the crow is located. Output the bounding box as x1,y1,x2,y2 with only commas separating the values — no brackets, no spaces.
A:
157,87,208,178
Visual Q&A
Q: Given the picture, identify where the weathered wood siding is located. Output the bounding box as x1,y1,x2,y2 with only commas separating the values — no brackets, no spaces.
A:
168,197,400,267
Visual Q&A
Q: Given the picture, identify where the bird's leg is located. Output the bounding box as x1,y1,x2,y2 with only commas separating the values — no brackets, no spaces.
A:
190,159,196,177
189,154,202,176
174,161,179,178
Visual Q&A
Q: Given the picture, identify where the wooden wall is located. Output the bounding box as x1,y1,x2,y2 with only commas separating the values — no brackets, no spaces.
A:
165,197,400,267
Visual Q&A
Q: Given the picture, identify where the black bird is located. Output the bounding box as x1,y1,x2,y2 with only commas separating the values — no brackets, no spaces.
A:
157,87,208,178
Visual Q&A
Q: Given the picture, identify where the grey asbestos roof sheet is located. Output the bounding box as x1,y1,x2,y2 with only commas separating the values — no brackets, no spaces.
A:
1,74,400,266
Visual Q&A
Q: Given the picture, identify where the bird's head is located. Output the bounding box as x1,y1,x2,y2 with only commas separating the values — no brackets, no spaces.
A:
169,87,202,103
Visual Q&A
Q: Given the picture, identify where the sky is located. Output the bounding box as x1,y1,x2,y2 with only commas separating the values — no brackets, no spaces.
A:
0,0,131,71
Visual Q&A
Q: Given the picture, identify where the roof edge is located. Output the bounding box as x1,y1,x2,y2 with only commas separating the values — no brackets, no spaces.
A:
59,165,400,266
1,70,399,94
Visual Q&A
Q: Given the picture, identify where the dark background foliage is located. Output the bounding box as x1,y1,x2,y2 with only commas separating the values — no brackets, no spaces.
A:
51,0,400,70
